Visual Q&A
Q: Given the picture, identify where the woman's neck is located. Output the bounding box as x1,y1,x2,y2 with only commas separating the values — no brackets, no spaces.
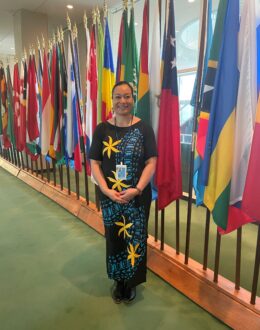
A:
114,115,133,127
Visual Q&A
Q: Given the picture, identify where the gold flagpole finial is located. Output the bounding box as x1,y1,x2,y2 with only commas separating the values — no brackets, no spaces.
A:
123,0,128,10
131,0,134,8
92,9,97,24
42,34,45,49
24,48,27,60
57,27,61,43
52,32,56,45
103,1,108,18
37,37,41,50
96,7,100,24
32,46,36,56
29,45,32,56
83,12,88,30
60,27,64,41
48,39,52,52
67,13,72,31
73,23,78,39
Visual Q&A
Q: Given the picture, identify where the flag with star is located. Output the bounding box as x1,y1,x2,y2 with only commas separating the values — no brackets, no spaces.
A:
193,0,228,205
155,0,182,210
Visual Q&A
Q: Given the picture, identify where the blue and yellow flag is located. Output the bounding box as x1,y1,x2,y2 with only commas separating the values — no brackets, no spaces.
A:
102,17,115,122
202,0,239,230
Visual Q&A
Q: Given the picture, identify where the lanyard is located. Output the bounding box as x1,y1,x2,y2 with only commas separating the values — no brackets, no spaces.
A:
114,115,133,165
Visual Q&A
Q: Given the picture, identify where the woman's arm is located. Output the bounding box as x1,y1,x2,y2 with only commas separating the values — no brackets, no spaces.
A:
90,159,128,204
120,156,157,201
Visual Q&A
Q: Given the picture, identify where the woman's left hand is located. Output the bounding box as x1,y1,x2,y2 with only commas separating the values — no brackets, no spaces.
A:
120,188,139,202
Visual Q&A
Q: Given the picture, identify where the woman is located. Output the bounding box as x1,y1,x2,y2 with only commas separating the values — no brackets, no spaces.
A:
89,81,157,304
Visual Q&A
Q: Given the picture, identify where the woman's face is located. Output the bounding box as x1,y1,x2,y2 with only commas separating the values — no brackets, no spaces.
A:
112,84,134,117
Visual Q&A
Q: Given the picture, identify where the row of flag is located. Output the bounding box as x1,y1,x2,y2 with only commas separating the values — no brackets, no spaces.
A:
193,0,260,234
0,0,183,213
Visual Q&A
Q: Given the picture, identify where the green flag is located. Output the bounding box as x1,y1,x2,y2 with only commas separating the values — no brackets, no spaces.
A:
97,16,104,123
124,6,139,106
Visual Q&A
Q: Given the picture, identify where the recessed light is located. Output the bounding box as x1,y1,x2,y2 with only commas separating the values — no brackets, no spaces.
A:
10,47,14,50
188,0,195,3
66,4,73,9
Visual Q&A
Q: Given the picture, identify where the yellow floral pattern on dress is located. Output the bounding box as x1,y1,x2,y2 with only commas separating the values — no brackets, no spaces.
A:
115,215,133,239
107,171,130,192
102,136,121,159
127,243,141,267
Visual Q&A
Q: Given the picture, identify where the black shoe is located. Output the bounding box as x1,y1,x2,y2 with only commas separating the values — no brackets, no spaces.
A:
124,286,136,303
112,281,124,304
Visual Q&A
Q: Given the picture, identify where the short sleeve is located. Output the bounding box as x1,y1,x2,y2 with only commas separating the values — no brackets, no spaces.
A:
143,123,158,161
89,123,105,161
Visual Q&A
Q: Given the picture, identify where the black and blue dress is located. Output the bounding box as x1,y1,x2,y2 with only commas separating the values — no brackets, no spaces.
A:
89,120,157,287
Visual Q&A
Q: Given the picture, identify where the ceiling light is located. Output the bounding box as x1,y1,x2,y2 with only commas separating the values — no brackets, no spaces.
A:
188,0,195,3
66,4,74,9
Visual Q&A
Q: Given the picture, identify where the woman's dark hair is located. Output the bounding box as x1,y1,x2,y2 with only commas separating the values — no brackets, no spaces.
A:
112,81,134,97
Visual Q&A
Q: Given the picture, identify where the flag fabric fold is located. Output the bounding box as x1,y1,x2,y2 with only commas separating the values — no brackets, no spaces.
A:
156,0,182,210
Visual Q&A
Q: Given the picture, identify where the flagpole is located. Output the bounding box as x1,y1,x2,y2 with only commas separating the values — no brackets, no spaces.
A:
185,0,208,265
67,14,89,203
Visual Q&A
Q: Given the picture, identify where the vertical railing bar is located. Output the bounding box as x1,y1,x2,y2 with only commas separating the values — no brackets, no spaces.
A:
250,224,260,305
213,230,221,283
235,227,242,290
35,158,39,177
94,184,100,212
25,153,29,172
40,155,44,180
59,165,63,191
155,199,159,242
176,199,180,255
160,209,165,251
203,209,211,270
52,159,57,186
66,165,71,195
75,170,80,199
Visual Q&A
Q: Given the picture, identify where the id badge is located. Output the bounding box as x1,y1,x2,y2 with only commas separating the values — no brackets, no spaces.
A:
116,163,127,180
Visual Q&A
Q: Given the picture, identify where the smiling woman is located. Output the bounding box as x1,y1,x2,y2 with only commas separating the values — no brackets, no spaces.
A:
89,80,157,304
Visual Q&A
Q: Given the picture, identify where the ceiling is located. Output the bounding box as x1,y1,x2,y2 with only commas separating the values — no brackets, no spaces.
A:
0,0,219,58
0,0,121,55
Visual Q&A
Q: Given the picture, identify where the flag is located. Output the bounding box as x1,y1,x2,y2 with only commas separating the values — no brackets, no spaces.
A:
41,49,51,155
242,95,260,221
155,0,182,210
86,23,98,175
13,62,21,149
202,0,239,230
150,0,161,140
125,6,139,104
116,5,128,82
102,16,115,122
0,66,11,149
67,34,82,172
19,59,27,152
136,0,150,123
26,54,40,159
97,15,104,123
6,65,15,147
193,0,227,205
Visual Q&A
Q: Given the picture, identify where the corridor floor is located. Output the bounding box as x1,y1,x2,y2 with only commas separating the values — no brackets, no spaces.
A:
0,168,228,330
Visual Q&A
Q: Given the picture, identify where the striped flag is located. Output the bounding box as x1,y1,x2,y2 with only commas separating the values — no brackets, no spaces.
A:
242,95,260,221
41,49,51,155
19,59,27,152
13,62,21,150
202,0,239,230
136,0,150,123
6,65,15,147
116,5,128,82
156,0,182,210
150,0,161,140
86,23,98,175
102,16,115,122
193,0,227,205
0,67,11,149
97,15,104,124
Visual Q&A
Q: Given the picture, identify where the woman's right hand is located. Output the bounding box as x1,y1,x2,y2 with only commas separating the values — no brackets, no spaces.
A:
103,188,128,204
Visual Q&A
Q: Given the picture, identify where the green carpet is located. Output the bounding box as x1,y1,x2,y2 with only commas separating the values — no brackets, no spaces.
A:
0,167,228,330
46,165,259,295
